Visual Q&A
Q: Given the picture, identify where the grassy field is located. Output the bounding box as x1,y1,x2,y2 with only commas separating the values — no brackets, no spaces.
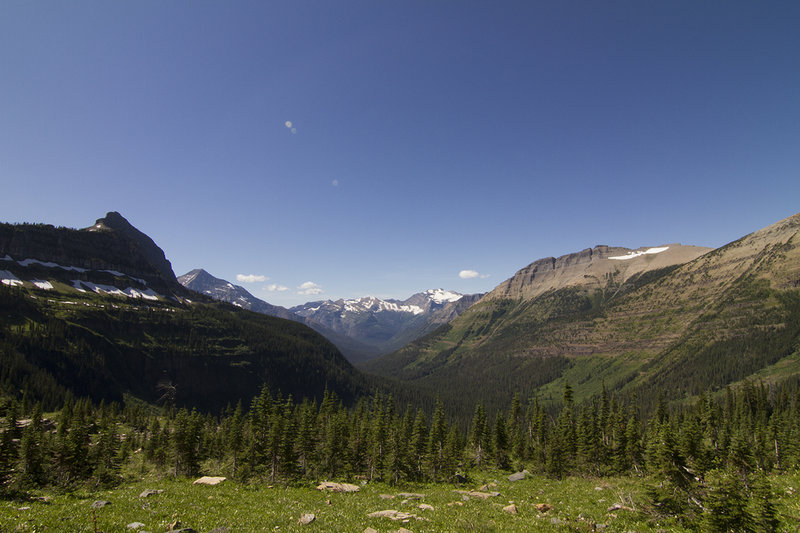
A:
4,471,800,532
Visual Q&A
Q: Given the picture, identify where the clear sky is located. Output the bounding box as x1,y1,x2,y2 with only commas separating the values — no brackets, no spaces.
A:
2,1,799,307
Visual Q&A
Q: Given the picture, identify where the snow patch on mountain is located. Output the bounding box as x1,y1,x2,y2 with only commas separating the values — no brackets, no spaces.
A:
341,296,424,315
424,288,463,304
609,246,669,261
72,280,159,300
1,270,23,286
16,258,89,272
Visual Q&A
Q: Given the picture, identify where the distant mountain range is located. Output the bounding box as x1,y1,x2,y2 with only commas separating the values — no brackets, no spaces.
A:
3,209,799,416
291,290,484,359
177,268,482,362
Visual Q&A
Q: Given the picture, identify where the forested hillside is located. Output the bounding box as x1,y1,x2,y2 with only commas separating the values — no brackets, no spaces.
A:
0,284,369,412
365,212,800,414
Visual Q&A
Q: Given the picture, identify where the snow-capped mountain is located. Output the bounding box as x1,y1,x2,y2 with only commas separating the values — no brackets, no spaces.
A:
291,289,482,358
178,269,297,320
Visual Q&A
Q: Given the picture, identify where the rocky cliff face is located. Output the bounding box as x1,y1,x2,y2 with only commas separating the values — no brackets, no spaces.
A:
0,212,184,295
486,243,712,301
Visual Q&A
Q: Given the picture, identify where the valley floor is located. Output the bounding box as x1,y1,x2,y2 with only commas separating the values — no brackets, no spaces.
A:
3,472,799,532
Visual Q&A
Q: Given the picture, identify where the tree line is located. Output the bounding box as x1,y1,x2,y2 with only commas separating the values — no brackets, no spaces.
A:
1,379,798,529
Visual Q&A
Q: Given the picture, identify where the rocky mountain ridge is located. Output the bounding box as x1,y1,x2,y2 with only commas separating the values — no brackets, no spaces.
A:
364,212,800,411
485,243,712,302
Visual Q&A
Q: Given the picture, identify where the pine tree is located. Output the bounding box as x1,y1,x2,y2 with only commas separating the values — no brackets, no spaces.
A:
228,401,245,479
427,399,447,481
368,395,387,480
277,398,297,481
748,471,780,533
0,401,19,492
19,402,46,487
703,467,753,532
468,403,487,467
294,400,316,479
408,408,428,480
93,411,120,487
507,392,525,464
492,414,509,470
172,408,201,476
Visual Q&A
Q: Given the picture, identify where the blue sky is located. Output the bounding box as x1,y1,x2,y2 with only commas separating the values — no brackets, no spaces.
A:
2,1,799,307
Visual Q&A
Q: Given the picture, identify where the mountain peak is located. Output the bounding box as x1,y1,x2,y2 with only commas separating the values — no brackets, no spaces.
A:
423,288,463,304
88,211,133,232
84,212,175,281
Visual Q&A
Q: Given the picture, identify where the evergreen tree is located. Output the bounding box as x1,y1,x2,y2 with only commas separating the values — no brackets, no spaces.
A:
748,471,780,533
294,400,315,479
427,400,447,481
492,414,509,470
19,403,46,487
408,408,428,479
228,401,245,479
703,468,752,532
368,395,387,480
468,403,487,467
93,412,120,486
172,408,201,476
0,400,19,492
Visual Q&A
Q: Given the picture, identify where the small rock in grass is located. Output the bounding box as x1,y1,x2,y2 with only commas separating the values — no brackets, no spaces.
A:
470,490,499,499
127,523,146,530
535,503,552,513
397,492,425,500
368,509,414,521
380,494,395,499
139,489,163,498
367,509,428,522
18,506,31,511
91,500,111,509
363,528,379,533
316,481,360,493
193,476,226,485
298,513,316,525
550,517,563,525
418,503,434,511
503,504,518,515
607,503,634,512
508,471,527,482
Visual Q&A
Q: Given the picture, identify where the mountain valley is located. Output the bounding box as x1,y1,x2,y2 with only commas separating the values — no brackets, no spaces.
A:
2,211,800,417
